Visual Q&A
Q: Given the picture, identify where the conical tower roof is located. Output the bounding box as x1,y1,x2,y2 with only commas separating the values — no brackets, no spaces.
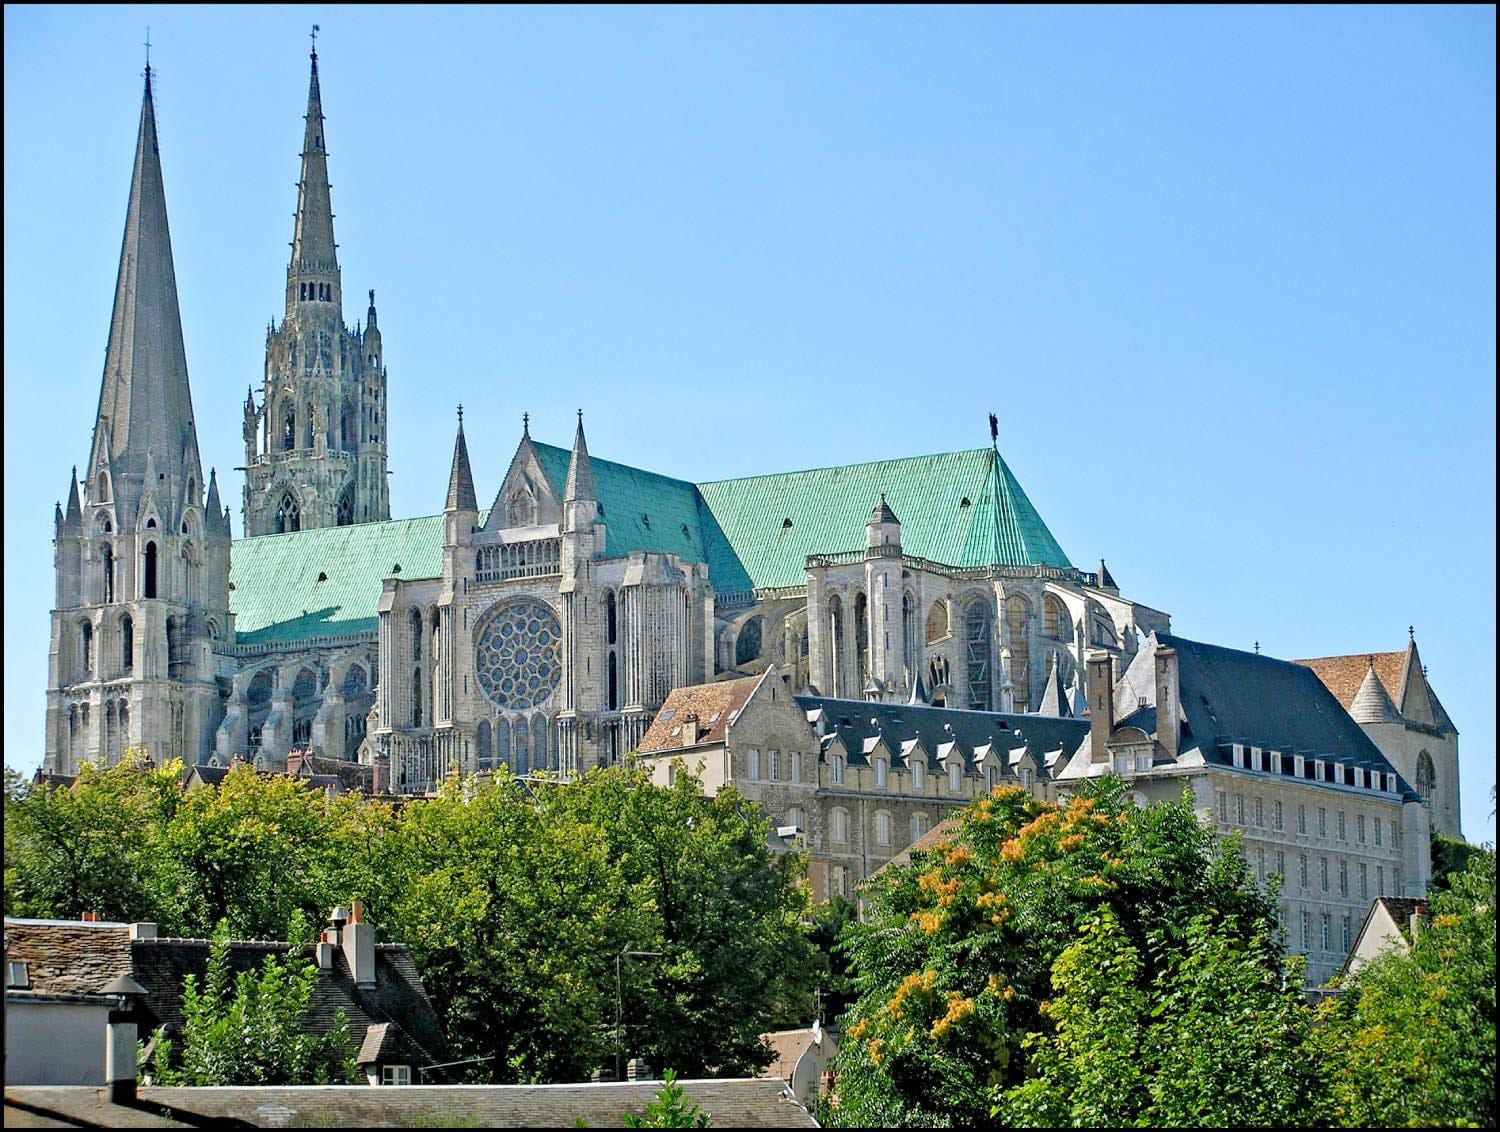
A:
446,410,478,512
1349,660,1401,724
289,48,338,289
1036,653,1070,717
869,494,900,525
88,68,201,512
564,412,596,502
205,469,227,536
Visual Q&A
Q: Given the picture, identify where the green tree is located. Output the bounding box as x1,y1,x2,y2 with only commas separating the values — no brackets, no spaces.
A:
623,1069,712,1128
827,779,1305,1127
147,923,356,1085
1315,847,1496,1127
4,754,179,923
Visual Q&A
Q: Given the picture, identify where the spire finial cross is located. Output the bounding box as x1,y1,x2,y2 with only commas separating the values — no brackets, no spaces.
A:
457,404,464,424
1254,641,1260,654
144,27,151,71
577,408,584,424
1408,625,1415,642
522,411,530,434
311,24,319,59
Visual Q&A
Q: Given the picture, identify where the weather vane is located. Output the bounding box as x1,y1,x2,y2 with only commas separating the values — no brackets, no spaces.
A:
311,24,320,56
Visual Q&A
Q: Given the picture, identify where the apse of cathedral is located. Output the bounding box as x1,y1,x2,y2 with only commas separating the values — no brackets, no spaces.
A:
42,44,1173,792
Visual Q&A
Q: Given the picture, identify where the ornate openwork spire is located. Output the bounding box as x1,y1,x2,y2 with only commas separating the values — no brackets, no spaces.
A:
288,39,339,309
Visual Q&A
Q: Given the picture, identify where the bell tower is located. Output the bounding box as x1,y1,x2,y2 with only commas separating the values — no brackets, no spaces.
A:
243,39,390,536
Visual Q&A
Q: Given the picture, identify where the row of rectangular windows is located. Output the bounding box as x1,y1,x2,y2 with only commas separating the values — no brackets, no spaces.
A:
758,750,1034,793
1247,844,1398,903
1230,742,1397,796
1217,791,1397,848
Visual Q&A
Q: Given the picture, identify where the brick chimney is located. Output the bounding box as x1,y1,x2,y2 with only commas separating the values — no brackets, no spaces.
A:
1086,651,1115,765
682,713,700,746
342,900,376,988
1153,646,1180,761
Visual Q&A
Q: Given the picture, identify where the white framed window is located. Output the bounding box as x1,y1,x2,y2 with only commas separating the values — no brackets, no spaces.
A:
873,757,887,787
986,764,998,792
1390,820,1399,848
6,961,29,989
748,749,761,780
830,755,844,785
1299,853,1308,890
831,865,849,899
1339,860,1348,897
1254,797,1264,827
1359,862,1368,900
791,751,802,782
948,763,961,793
1321,914,1331,952
1020,767,1033,789
1275,850,1285,878
1318,808,1327,837
769,750,782,782
831,808,849,844
911,813,929,841
1273,800,1284,831
912,760,925,791
785,806,802,831
382,1065,412,1086
1342,915,1352,953
1301,910,1311,950
1320,857,1329,892
1338,811,1346,841
1235,795,1245,824
1377,865,1384,895
1374,818,1382,846
1257,846,1265,879
1218,791,1228,822
874,810,892,846
1297,804,1306,834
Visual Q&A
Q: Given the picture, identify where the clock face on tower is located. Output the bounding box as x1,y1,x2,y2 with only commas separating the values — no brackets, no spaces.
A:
474,600,562,710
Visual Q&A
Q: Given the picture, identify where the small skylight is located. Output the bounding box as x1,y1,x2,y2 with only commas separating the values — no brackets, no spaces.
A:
706,712,721,724
660,709,676,722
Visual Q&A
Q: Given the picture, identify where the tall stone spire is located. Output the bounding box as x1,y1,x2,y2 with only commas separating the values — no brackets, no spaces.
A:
287,44,339,313
564,411,596,502
445,408,478,512
88,66,202,518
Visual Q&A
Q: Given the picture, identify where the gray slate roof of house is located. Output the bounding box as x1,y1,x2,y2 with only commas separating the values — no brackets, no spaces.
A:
2,920,449,1076
797,696,1088,773
1154,633,1418,798
3,1080,818,1128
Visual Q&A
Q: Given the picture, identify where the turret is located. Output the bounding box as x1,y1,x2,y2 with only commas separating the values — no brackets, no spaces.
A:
865,493,900,554
562,411,598,535
443,407,478,545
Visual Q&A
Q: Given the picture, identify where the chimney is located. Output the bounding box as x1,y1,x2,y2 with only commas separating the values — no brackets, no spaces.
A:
286,750,304,778
342,899,377,988
101,974,148,1104
1086,651,1115,764
1153,647,1180,761
682,713,700,746
1409,906,1424,941
129,923,158,940
82,912,100,923
626,1058,654,1082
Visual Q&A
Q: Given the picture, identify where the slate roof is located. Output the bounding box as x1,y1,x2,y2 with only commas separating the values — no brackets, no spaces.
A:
798,696,1088,772
3,1080,817,1128
229,441,1072,646
637,674,764,752
1154,633,1418,797
3,920,449,1075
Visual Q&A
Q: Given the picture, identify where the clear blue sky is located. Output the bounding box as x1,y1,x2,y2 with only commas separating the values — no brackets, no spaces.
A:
5,5,1494,841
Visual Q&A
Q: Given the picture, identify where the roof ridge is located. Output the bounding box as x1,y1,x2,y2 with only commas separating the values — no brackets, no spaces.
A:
697,446,994,487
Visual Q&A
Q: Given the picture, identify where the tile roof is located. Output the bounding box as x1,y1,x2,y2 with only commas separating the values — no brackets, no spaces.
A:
1293,652,1407,713
4,1080,818,1128
798,696,1088,771
880,816,963,872
637,674,764,753
761,1029,818,1083
3,920,132,998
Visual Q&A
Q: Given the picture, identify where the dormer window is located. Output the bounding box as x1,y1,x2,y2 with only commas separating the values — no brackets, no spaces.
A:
873,757,887,787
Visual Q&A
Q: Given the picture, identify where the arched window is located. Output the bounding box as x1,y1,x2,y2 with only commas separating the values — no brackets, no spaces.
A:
96,473,109,501
827,595,844,697
902,592,918,681
926,598,949,645
911,813,930,841
495,717,511,770
831,808,849,844
607,651,618,712
506,488,536,528
514,715,530,775
304,401,316,450
341,400,357,451
412,667,423,728
1416,751,1436,801
120,615,133,674
143,541,158,599
605,591,617,645
476,720,492,769
282,402,296,451
736,617,763,668
79,621,93,678
410,608,423,661
275,491,300,534
533,713,548,771
967,600,994,711
166,617,188,680
1043,594,1069,640
336,482,355,527
853,593,869,691
1004,595,1029,710
102,543,115,603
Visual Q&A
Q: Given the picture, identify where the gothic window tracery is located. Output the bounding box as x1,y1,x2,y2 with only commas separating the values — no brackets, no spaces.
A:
1004,595,1029,710
1043,594,1069,640
968,600,994,712
736,617,763,668
827,594,844,697
336,482,355,526
282,403,297,451
926,598,949,645
275,491,300,533
853,593,869,691
1416,751,1436,802
506,486,537,528
473,601,562,710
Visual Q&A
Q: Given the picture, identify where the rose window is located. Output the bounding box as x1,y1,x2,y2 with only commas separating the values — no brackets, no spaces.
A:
474,600,562,709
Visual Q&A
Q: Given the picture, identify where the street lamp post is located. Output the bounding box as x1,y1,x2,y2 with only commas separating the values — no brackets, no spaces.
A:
616,943,663,1082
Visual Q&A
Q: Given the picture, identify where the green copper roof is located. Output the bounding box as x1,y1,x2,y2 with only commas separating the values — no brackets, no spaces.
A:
229,444,1070,646
697,447,1072,590
230,513,485,645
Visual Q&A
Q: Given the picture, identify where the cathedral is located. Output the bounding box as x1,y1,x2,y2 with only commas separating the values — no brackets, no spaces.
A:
42,48,1460,861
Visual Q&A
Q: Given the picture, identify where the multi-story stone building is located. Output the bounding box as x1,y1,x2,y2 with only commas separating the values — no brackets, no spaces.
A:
1054,632,1432,985
634,666,1089,901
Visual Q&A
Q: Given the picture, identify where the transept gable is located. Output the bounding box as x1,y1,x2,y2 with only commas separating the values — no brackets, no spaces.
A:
484,432,560,533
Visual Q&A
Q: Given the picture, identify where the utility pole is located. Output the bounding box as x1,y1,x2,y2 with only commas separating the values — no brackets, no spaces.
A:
616,943,663,1082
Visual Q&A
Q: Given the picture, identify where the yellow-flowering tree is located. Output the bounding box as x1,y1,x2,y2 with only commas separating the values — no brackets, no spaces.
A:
827,778,1293,1127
